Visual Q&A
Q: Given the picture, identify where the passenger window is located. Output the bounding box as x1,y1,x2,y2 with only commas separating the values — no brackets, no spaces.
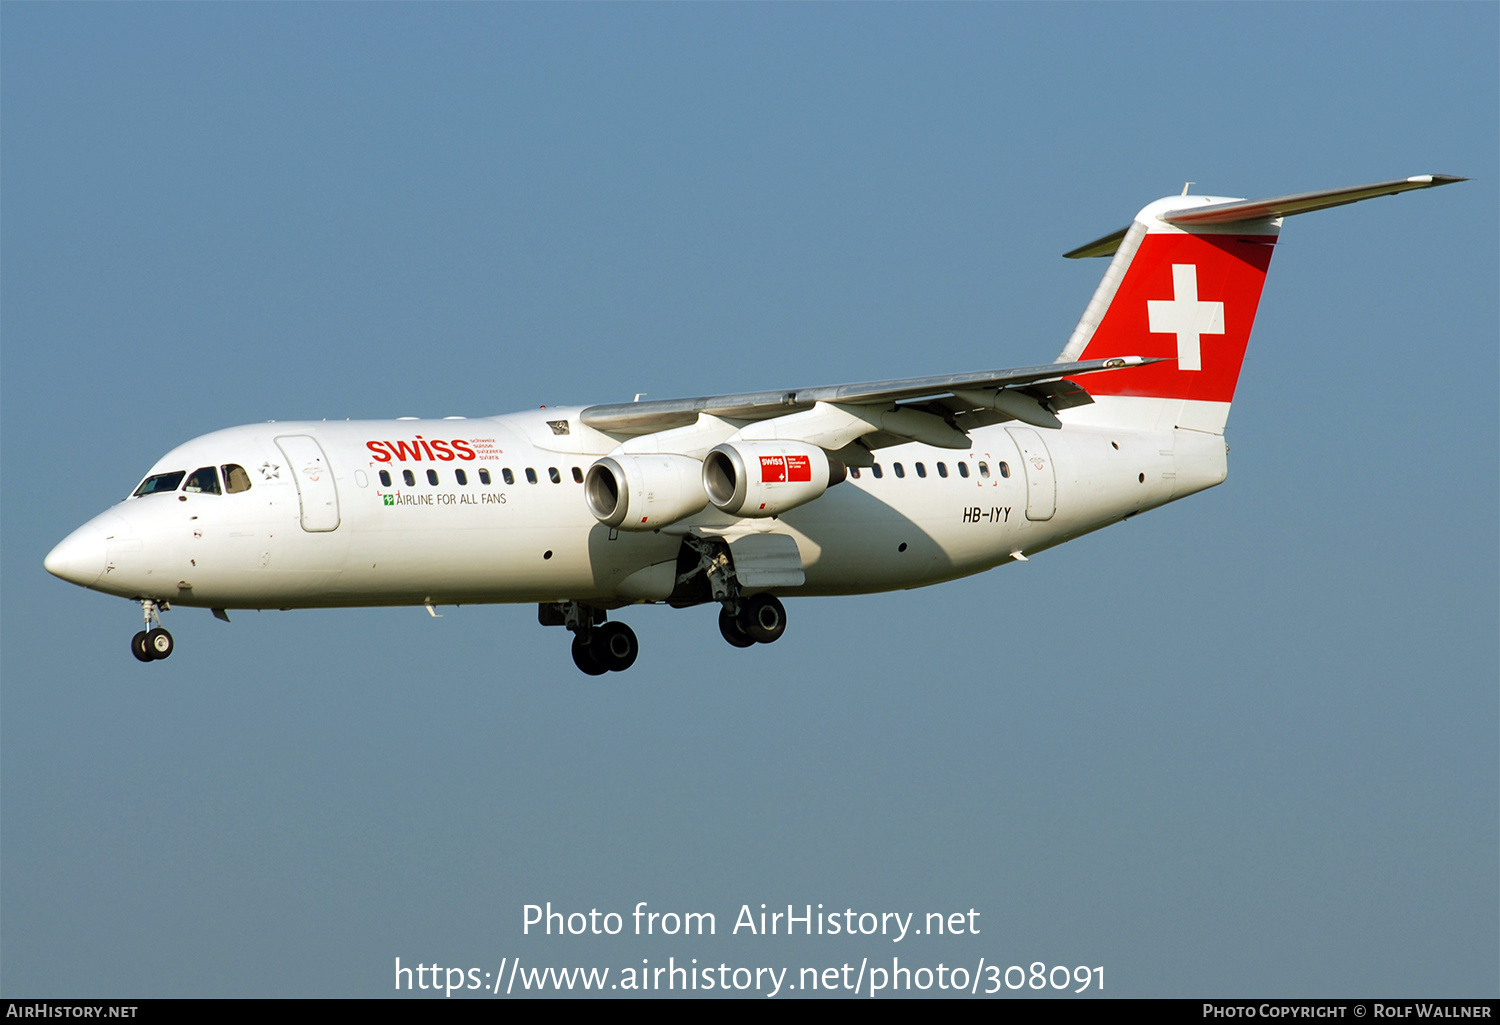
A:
379,470,392,487
526,468,538,484
427,469,439,486
455,468,468,486
957,462,970,478
403,470,416,487
849,467,861,479
999,461,1011,478
872,464,883,479
133,471,185,497
978,462,990,478
548,467,561,484
222,464,252,493
915,462,926,478
571,466,583,483
936,462,948,478
479,468,492,485
893,463,905,478
184,467,221,495
502,468,515,485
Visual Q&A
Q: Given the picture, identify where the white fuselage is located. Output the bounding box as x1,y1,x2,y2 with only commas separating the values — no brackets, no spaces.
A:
47,405,1227,611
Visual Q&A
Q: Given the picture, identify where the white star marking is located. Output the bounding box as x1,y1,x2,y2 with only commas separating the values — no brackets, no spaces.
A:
1147,264,1224,372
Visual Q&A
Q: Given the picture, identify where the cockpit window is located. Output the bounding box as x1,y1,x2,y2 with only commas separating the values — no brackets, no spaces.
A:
184,467,221,495
133,471,185,497
222,464,252,494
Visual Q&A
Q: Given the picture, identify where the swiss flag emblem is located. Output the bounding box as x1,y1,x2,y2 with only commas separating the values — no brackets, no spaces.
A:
1077,231,1275,404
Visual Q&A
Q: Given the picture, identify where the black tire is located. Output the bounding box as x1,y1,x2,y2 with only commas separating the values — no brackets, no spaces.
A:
719,607,754,648
131,631,154,662
738,593,786,644
592,621,639,673
571,634,608,676
145,628,174,660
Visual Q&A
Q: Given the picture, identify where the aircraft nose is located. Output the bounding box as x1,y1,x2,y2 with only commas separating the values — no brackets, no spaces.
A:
45,523,108,587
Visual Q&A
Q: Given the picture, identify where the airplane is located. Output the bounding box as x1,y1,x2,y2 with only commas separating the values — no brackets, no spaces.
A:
44,174,1463,674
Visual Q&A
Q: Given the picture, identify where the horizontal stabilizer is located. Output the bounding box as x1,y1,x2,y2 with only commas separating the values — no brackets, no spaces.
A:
1162,174,1467,226
1064,226,1131,260
1066,174,1465,258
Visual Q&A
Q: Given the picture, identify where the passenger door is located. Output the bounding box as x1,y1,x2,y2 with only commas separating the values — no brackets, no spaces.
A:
275,435,341,532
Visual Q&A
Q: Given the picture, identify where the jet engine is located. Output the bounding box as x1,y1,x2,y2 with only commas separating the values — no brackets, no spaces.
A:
702,441,845,518
584,454,708,530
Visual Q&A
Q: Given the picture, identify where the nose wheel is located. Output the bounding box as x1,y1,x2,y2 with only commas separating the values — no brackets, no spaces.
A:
131,601,174,662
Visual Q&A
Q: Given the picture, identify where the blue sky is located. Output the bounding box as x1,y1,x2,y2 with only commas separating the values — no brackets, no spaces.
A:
4,3,1495,997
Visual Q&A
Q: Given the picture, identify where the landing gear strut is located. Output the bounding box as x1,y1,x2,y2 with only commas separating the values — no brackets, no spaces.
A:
541,601,639,676
131,600,173,662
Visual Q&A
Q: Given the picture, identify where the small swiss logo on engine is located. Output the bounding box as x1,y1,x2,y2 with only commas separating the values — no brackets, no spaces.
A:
759,455,812,483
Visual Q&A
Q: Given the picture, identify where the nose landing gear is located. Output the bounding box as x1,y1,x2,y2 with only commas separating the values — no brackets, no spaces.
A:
131,600,173,662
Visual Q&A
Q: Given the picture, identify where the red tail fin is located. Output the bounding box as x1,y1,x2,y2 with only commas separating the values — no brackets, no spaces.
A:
1076,228,1275,403
1057,195,1279,434
1057,177,1463,432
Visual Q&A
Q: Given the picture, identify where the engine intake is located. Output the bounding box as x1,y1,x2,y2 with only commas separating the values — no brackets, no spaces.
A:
584,454,708,530
702,441,844,517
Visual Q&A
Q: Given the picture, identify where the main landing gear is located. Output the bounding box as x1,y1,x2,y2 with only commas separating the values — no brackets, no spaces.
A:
718,593,787,648
541,602,638,676
542,533,791,672
571,622,639,675
676,535,789,651
131,599,173,662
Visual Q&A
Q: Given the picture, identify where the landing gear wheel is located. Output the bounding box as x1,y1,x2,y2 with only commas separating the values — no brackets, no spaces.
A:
571,634,608,676
592,622,639,673
145,628,174,660
719,607,755,648
131,631,154,662
738,594,787,644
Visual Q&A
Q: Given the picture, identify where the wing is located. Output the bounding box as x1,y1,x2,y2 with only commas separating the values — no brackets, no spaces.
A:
579,355,1164,451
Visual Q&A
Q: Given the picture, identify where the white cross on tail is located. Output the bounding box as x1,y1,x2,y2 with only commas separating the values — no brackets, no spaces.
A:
1147,264,1224,372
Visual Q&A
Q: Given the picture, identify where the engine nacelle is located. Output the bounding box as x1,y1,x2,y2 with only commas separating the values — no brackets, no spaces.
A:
584,454,708,530
702,441,844,517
